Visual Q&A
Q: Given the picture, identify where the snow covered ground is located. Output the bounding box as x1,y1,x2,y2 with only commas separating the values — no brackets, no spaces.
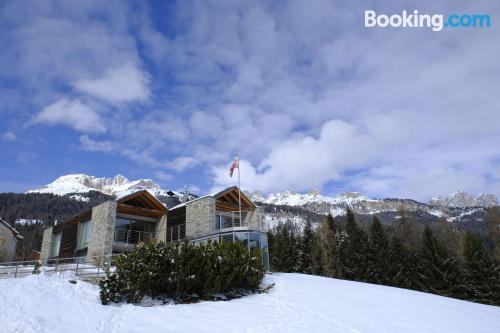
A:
1,273,499,333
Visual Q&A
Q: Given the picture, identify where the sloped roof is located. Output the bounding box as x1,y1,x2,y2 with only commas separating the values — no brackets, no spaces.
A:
0,218,23,240
116,190,168,217
170,186,256,211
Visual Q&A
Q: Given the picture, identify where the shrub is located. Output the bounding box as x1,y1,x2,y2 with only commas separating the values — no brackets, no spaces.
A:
32,260,42,275
99,240,265,305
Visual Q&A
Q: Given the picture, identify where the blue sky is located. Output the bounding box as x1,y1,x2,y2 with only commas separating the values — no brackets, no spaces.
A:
0,0,499,200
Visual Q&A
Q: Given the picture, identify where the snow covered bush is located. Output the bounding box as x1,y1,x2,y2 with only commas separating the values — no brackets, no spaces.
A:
99,241,264,305
32,260,42,275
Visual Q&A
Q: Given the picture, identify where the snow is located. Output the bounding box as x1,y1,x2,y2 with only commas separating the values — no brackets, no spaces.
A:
1,273,499,333
14,219,44,225
264,190,379,207
27,173,181,199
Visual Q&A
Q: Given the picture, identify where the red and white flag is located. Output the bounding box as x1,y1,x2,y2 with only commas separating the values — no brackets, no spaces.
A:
229,156,239,177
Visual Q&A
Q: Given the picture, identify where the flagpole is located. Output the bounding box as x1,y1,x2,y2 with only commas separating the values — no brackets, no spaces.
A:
237,153,242,225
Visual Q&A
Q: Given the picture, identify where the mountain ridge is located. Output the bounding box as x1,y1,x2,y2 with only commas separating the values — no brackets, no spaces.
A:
28,173,499,209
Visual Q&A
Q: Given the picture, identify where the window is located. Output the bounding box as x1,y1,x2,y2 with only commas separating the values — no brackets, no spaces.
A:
76,220,92,250
234,232,249,247
51,232,62,257
249,232,261,249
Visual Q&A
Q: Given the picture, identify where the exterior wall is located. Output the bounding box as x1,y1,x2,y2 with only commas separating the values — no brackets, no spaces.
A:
87,201,117,258
245,207,264,231
186,197,215,239
0,224,17,262
155,215,168,243
40,226,53,262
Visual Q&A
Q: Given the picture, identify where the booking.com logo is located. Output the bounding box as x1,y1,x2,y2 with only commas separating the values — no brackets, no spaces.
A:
365,10,491,32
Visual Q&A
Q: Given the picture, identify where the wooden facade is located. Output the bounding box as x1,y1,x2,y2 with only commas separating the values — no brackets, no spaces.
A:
53,210,91,258
214,187,256,212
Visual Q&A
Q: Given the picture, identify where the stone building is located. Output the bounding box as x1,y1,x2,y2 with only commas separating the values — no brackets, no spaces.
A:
0,218,23,262
40,187,268,268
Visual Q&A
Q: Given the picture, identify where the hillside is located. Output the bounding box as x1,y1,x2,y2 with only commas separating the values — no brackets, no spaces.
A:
1,273,499,332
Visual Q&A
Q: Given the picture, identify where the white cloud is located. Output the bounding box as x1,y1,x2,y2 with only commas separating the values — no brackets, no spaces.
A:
154,171,173,182
166,156,199,172
79,135,115,152
73,63,150,104
4,1,500,200
34,99,106,133
2,132,16,141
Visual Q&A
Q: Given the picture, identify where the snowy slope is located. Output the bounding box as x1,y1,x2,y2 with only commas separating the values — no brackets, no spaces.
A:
1,273,499,333
27,174,179,199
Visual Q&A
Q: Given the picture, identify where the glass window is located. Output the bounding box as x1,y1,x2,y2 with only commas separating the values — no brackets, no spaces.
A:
115,218,130,229
51,232,62,257
249,232,261,249
234,232,249,248
221,233,234,243
260,233,269,270
76,220,92,249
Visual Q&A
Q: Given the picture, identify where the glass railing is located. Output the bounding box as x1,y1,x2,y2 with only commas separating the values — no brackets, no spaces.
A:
113,229,155,245
213,211,247,230
166,224,186,242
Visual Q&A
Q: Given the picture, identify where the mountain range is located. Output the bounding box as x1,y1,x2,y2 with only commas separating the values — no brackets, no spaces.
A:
25,174,499,231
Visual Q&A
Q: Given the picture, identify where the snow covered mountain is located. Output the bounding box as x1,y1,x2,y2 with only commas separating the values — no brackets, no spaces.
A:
247,188,498,229
26,174,497,229
428,190,499,208
27,174,178,199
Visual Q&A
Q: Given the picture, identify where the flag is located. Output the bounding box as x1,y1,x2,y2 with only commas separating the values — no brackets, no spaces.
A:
229,156,238,177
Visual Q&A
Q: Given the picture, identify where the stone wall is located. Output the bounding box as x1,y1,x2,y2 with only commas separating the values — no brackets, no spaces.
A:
186,197,215,239
245,207,265,231
155,215,167,243
0,224,16,262
40,227,53,262
87,201,117,258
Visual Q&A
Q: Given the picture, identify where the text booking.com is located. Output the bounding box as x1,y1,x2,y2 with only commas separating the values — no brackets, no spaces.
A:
365,10,491,32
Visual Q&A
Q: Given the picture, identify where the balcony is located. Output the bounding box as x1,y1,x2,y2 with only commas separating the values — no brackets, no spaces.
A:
166,224,186,242
113,229,155,251
213,211,248,230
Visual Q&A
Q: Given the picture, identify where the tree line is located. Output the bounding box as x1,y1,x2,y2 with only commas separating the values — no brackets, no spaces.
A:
268,208,500,306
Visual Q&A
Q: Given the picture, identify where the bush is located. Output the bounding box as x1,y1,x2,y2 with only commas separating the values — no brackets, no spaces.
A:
99,241,265,305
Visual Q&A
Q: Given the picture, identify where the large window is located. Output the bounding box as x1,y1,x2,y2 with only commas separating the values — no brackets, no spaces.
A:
114,217,155,244
51,232,62,257
76,220,92,250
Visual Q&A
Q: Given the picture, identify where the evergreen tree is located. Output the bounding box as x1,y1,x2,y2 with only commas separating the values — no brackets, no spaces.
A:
269,222,300,272
418,225,465,298
300,220,314,274
366,216,390,285
386,235,416,289
338,208,369,281
462,232,500,305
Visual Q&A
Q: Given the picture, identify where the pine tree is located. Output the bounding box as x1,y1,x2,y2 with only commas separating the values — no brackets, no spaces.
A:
300,220,314,274
462,232,500,305
338,208,369,281
269,222,300,272
366,216,390,285
387,235,420,290
418,225,464,298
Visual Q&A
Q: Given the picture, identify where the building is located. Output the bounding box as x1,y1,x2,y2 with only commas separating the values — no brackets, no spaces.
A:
0,218,23,262
40,187,268,268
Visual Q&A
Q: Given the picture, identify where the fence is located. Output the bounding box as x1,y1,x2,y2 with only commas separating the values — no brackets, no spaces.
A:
166,223,186,242
0,254,117,282
113,229,155,245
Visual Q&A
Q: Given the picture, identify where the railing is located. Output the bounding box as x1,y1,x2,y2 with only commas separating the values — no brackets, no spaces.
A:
113,229,155,245
213,211,247,230
166,223,186,242
0,254,118,282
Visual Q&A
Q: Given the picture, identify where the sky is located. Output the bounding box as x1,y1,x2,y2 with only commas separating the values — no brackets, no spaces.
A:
0,0,499,200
